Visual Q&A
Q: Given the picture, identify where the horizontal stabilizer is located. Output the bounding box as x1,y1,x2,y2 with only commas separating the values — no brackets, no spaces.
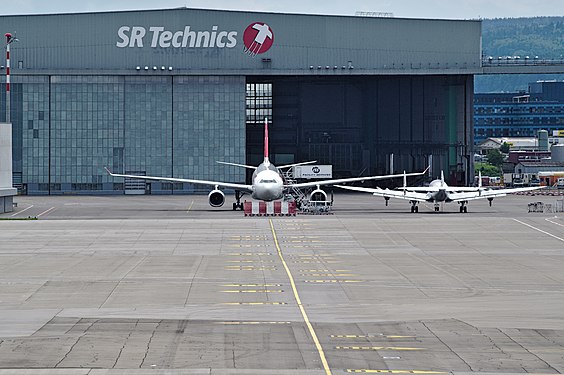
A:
278,160,318,169
216,161,257,170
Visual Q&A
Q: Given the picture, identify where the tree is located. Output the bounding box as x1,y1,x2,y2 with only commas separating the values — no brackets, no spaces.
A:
475,162,502,177
486,149,504,168
499,142,510,153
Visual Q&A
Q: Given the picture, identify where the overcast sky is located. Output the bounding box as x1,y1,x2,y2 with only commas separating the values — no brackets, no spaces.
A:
5,0,564,19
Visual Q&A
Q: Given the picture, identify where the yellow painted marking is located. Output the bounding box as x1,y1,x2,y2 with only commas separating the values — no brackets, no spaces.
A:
299,270,352,273
287,240,322,243
346,371,447,374
302,274,356,277
187,200,194,212
222,302,287,305
230,245,269,248
269,219,332,375
304,280,363,283
336,346,423,351
331,335,416,339
218,321,290,325
223,284,282,287
301,269,331,272
221,290,284,293
226,260,274,263
224,266,277,270
228,253,272,256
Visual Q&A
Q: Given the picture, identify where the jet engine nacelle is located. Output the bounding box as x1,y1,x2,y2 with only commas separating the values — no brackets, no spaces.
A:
309,188,328,202
208,189,225,207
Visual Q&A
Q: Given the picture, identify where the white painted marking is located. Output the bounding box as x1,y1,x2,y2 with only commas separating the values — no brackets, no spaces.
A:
11,204,34,217
513,218,564,242
546,216,564,228
37,207,56,217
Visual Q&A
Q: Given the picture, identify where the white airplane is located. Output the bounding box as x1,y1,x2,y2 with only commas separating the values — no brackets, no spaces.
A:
336,170,544,213
106,118,427,210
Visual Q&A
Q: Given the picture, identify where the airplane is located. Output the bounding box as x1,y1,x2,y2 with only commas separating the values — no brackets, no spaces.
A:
336,170,545,213
106,118,427,210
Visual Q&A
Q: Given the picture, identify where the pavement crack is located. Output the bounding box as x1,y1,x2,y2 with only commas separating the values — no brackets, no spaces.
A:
500,328,560,372
140,320,160,368
421,321,473,371
100,256,147,308
55,319,96,368
112,320,138,368
232,341,236,368
184,256,203,307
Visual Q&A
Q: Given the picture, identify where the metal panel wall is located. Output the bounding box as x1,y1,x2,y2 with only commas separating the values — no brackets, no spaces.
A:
0,9,481,75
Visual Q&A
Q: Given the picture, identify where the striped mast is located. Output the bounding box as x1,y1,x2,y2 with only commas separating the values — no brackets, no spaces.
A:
5,33,13,123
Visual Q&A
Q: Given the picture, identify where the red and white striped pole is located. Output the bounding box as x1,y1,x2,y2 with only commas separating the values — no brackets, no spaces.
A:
5,33,12,124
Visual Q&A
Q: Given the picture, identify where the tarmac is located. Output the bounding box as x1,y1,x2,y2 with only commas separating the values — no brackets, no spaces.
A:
0,192,564,374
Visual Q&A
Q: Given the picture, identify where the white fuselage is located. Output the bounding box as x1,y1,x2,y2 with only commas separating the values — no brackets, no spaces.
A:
251,162,284,201
425,179,449,202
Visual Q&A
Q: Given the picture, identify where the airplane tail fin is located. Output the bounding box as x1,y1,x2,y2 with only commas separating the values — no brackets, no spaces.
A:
263,117,269,164
403,170,407,195
440,170,445,187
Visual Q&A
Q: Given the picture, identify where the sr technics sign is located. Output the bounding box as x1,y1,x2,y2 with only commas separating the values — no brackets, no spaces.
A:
116,22,274,54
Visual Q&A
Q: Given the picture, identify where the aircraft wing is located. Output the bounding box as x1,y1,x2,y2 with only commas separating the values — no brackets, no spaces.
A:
398,186,483,192
335,185,430,202
447,186,545,202
285,170,427,189
105,168,253,192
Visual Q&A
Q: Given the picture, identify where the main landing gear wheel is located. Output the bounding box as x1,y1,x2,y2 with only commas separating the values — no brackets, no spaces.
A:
434,206,440,212
232,202,244,211
459,205,468,213
410,205,419,213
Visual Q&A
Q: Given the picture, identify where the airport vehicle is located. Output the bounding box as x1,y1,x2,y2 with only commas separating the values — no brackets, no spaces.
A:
336,170,544,213
106,118,427,210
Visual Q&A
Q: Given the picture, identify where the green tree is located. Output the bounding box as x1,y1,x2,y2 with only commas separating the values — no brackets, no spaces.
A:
499,142,510,153
486,149,504,168
475,162,502,177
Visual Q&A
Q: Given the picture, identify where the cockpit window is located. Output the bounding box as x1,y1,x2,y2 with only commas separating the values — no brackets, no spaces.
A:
259,179,277,184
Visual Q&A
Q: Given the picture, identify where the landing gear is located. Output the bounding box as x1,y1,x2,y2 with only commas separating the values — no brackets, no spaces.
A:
410,201,419,213
434,204,440,212
232,191,245,211
385,197,390,206
459,202,468,213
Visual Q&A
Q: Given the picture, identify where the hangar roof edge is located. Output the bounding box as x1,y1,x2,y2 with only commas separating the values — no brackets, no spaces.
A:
0,7,481,24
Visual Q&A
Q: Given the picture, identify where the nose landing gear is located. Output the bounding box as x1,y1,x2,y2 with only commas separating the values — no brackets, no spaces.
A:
459,201,468,213
232,190,245,211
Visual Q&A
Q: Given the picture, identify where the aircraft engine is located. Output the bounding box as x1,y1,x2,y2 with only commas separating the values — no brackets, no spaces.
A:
208,189,225,207
309,188,327,202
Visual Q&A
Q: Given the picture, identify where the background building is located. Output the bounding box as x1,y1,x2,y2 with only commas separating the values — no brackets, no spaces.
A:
0,8,480,195
474,81,564,144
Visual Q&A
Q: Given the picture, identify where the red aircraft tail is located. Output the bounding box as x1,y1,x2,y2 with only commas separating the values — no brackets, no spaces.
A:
263,117,269,163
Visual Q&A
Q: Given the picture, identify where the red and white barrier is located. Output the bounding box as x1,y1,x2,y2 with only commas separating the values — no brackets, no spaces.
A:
244,201,296,216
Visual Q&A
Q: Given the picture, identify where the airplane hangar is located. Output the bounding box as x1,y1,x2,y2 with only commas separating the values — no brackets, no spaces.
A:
0,8,480,195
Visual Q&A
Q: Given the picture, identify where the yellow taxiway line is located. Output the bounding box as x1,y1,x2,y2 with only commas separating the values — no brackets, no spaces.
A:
269,219,332,375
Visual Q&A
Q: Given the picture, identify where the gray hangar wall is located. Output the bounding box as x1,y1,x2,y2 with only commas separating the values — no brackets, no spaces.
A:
0,8,481,194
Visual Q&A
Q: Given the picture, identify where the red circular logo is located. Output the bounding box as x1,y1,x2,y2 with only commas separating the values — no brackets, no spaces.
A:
243,22,274,56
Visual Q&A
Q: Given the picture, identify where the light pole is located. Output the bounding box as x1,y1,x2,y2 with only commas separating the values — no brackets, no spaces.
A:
5,33,17,124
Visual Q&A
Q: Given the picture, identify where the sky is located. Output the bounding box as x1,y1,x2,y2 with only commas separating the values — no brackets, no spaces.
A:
5,0,564,19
